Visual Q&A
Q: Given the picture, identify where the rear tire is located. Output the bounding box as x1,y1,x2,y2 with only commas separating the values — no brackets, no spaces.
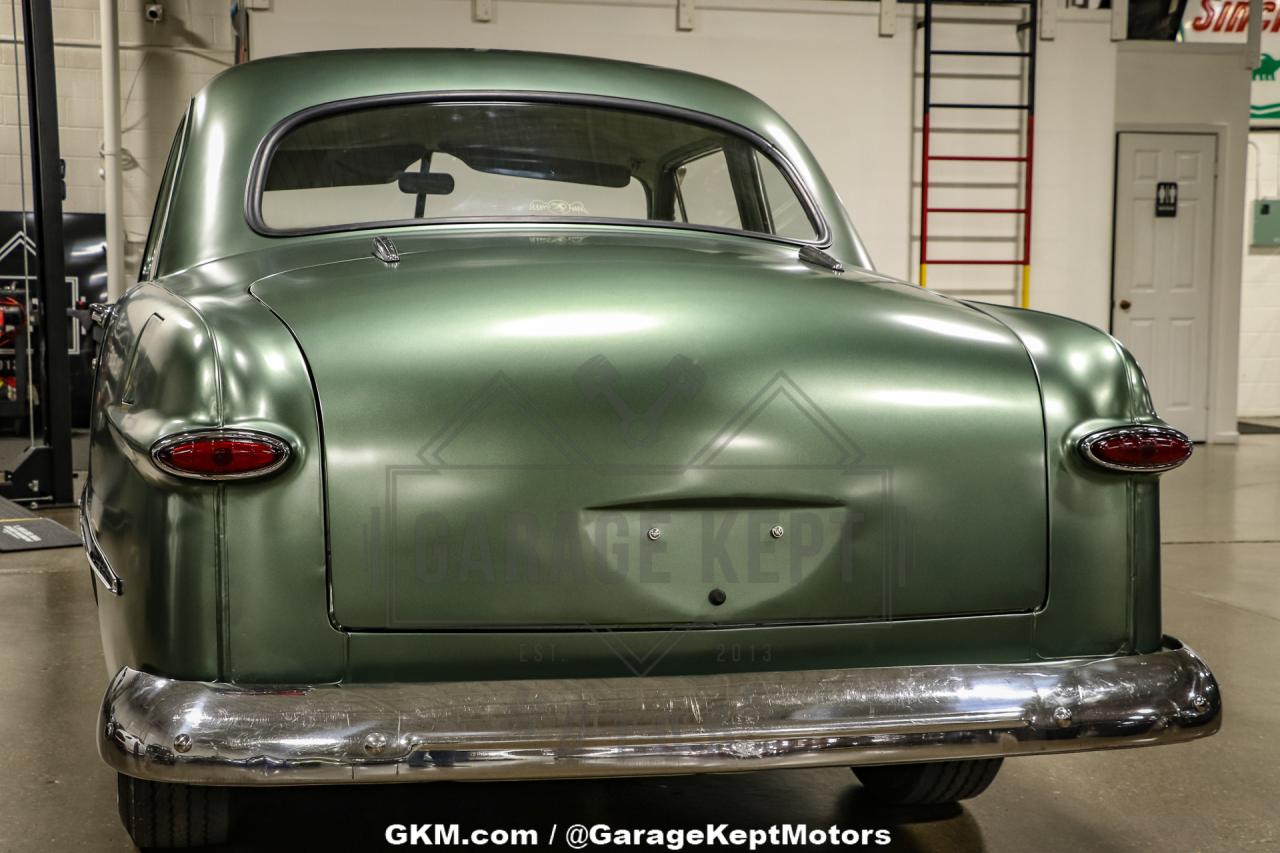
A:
852,758,1002,805
116,774,231,849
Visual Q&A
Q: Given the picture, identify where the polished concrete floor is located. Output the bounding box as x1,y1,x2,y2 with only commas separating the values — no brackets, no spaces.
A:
2,437,1278,852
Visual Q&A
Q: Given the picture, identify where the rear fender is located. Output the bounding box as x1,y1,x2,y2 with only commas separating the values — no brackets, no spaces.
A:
88,283,222,679
975,303,1165,657
88,271,343,682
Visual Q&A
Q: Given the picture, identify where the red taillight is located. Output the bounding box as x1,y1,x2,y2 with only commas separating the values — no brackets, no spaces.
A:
1079,426,1193,473
151,430,290,480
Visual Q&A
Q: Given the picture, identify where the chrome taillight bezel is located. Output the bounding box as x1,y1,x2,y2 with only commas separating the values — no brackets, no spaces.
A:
1078,425,1193,473
150,428,292,481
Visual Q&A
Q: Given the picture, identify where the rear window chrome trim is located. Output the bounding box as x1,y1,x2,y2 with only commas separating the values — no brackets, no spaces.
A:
244,91,832,248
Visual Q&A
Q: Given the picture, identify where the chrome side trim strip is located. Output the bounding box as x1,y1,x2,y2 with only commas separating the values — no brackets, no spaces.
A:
99,639,1220,786
79,490,122,596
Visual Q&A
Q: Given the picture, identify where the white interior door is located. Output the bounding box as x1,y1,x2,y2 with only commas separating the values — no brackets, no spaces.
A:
1112,133,1216,441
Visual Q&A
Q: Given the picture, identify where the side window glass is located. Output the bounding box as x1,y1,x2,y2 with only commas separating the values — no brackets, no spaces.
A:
675,149,740,229
756,151,814,241
139,111,188,282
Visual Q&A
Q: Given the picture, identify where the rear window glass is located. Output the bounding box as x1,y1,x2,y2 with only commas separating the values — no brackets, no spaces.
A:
257,100,821,242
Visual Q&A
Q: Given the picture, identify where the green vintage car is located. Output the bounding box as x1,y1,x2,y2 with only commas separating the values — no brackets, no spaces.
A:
86,49,1219,848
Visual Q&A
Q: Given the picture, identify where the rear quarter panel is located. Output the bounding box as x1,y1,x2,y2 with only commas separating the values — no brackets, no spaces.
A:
90,270,344,683
89,283,221,679
975,303,1165,658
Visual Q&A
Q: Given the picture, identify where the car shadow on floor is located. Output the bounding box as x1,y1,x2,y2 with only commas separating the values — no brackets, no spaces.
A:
219,769,986,852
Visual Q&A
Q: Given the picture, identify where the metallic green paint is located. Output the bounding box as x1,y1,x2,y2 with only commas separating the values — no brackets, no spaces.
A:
975,304,1166,657
250,230,1048,631
159,50,871,277
87,50,1176,685
88,284,222,680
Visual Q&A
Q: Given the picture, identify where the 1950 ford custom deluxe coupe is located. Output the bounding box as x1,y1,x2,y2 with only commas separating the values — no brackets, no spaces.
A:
84,49,1220,848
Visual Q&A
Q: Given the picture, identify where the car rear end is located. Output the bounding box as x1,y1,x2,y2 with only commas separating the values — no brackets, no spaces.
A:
88,237,1219,790
83,49,1219,849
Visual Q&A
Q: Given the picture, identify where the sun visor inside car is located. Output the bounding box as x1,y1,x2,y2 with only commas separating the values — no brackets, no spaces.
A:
264,143,429,190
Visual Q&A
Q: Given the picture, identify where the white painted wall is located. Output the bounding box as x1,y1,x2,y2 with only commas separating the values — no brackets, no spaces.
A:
0,0,232,279
1020,13,1118,328
249,0,1119,320
903,7,1117,325
1242,132,1280,416
1149,0,1278,419
1114,42,1251,441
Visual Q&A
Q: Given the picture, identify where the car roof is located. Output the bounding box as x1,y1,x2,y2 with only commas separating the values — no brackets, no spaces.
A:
211,48,761,108
159,49,863,272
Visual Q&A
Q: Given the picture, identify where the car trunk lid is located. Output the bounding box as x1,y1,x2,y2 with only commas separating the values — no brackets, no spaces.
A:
250,230,1047,630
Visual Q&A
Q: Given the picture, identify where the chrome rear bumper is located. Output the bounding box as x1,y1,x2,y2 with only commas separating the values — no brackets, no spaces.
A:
100,638,1220,786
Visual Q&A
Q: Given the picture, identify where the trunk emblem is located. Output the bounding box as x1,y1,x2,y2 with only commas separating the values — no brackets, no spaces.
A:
371,236,400,265
770,525,785,539
647,527,663,541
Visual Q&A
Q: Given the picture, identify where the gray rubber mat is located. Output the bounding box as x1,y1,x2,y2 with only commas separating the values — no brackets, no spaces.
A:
0,496,81,551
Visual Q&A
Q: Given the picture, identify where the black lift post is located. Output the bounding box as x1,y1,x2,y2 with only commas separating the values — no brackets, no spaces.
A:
1,0,73,506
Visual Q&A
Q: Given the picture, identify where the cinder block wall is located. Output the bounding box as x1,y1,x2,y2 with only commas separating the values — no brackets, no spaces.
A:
0,0,233,280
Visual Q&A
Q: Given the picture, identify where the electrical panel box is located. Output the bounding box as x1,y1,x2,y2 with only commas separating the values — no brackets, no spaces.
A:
1252,199,1280,246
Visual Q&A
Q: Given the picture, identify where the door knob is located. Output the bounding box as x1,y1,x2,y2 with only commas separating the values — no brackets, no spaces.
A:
1118,299,1132,310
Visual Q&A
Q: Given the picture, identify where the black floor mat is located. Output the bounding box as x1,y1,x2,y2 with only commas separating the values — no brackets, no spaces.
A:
0,496,81,551
1239,421,1280,435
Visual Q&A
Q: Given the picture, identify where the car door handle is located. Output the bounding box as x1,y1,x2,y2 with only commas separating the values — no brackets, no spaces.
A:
1118,299,1131,311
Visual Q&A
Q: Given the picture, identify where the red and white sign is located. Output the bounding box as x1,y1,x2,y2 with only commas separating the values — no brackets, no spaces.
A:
1182,0,1280,122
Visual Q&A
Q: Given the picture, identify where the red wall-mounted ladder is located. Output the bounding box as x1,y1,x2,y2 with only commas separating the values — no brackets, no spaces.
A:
918,0,1038,308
